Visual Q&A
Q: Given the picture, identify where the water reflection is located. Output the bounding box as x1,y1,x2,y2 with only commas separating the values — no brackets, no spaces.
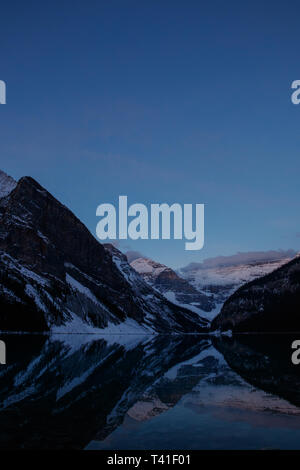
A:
0,333,300,449
213,335,300,409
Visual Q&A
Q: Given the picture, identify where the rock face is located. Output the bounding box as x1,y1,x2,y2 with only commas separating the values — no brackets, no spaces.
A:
211,255,300,332
131,257,214,318
178,253,294,318
0,172,209,333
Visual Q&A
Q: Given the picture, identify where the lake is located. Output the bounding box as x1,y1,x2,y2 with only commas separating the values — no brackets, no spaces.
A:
0,333,300,450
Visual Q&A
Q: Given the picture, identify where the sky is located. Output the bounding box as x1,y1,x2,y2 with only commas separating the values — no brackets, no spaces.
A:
0,0,300,268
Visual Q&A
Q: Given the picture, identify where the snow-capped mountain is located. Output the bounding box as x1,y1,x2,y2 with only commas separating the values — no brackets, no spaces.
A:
211,254,300,332
178,251,295,318
130,251,294,321
130,257,214,318
0,172,209,333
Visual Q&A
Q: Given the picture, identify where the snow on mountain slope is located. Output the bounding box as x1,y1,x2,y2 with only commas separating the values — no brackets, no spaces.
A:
131,253,295,321
105,245,209,330
180,258,293,290
178,251,295,318
211,254,300,332
130,256,215,318
0,170,17,199
131,258,168,280
0,170,209,333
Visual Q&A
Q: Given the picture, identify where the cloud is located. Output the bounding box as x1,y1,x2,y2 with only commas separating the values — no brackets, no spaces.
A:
125,250,144,263
109,240,120,248
181,249,296,272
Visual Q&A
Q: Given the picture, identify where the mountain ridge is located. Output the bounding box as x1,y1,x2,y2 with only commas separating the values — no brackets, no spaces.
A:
130,256,214,319
0,172,209,333
178,253,294,317
211,254,300,332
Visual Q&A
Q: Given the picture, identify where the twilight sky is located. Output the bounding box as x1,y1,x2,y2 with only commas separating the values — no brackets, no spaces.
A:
0,0,300,268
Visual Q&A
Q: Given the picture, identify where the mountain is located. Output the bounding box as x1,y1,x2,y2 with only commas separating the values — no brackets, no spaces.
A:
211,254,300,332
0,171,209,333
178,251,295,318
0,170,17,199
130,257,214,319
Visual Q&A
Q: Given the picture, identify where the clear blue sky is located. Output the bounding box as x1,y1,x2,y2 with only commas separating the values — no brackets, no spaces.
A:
0,0,300,268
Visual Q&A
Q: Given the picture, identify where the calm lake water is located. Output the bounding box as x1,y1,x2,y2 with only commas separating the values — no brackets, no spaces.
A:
0,333,300,449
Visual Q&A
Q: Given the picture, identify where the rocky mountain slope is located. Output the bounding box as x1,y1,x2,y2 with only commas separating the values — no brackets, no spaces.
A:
211,254,300,332
0,170,209,333
131,252,293,321
178,252,294,317
130,257,214,318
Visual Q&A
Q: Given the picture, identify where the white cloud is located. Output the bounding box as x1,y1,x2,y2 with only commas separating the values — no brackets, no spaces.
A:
125,250,144,263
181,249,296,272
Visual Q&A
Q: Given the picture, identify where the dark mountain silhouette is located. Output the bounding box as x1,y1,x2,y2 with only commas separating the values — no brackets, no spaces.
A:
0,170,208,333
211,255,300,332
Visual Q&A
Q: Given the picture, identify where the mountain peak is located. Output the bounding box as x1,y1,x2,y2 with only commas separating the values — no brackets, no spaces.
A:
0,172,209,333
131,256,215,316
131,257,169,277
0,169,17,199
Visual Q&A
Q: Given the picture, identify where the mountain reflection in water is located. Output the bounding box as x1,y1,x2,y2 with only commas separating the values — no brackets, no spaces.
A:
1,333,300,449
